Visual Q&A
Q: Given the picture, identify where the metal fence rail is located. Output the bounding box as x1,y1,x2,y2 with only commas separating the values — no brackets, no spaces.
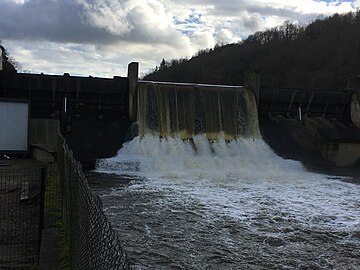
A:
258,86,352,118
56,136,131,269
0,166,43,269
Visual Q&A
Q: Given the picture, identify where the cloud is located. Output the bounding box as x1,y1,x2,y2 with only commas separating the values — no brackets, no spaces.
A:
79,0,132,36
0,1,130,42
215,29,241,45
1,0,358,77
190,30,215,49
3,39,133,77
0,0,117,44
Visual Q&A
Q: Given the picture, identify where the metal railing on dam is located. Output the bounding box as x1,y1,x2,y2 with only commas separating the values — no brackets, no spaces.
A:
259,86,352,119
53,136,131,269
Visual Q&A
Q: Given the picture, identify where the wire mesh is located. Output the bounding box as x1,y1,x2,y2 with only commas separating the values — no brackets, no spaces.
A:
0,166,42,269
56,137,131,270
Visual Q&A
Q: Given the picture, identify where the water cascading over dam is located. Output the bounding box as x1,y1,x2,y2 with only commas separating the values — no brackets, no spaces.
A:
95,81,360,269
137,81,260,140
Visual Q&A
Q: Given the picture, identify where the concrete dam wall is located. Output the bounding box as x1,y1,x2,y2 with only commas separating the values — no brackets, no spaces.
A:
1,64,360,169
258,84,360,169
0,71,130,164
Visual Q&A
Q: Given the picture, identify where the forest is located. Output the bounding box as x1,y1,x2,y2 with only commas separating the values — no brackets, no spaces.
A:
143,11,360,90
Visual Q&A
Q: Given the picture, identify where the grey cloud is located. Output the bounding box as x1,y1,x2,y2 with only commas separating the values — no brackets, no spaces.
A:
171,0,337,31
0,0,180,46
206,1,296,17
124,8,183,46
0,0,121,44
245,5,320,25
242,13,265,32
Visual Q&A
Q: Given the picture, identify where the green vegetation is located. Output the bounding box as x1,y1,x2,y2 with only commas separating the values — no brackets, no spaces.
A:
144,11,360,90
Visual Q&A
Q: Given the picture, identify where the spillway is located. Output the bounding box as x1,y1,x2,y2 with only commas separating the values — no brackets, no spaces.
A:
137,81,260,140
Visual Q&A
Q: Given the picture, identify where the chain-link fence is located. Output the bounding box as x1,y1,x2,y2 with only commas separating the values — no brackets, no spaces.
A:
56,136,131,270
1,135,130,269
0,165,45,269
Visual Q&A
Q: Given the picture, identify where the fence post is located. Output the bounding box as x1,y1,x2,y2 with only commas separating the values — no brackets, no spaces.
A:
38,167,46,262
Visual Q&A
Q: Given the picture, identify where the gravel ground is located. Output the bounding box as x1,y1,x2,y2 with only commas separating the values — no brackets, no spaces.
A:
0,158,43,269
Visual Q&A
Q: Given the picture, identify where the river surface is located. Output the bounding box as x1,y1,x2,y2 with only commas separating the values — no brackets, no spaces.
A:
90,135,360,269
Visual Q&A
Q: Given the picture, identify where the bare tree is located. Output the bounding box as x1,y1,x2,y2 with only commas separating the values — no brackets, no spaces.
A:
0,41,20,71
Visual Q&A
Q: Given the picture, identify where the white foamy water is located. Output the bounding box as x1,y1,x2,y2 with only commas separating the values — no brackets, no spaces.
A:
97,135,306,180
95,135,360,269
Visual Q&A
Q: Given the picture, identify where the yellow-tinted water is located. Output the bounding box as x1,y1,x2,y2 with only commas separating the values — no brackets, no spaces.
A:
137,82,260,140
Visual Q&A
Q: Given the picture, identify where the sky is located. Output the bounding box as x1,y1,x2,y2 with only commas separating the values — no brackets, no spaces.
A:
0,0,359,78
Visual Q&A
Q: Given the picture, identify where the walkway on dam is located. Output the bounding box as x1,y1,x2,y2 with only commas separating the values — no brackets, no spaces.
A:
0,158,66,270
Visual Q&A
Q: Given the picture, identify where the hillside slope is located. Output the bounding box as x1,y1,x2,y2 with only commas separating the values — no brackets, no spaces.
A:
144,11,360,90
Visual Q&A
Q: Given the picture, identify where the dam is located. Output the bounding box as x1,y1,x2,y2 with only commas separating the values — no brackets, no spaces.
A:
1,62,360,168
1,61,360,269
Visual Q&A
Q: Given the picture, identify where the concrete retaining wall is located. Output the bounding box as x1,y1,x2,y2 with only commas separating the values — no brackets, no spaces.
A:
261,114,360,169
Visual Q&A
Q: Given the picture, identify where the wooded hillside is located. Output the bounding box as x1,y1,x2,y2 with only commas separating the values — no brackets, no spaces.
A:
144,11,360,90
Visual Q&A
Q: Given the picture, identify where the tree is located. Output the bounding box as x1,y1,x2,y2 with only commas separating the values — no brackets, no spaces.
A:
159,59,167,70
0,41,20,71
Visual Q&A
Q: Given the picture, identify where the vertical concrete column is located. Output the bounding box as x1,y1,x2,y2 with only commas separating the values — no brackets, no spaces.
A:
244,72,260,105
128,62,139,122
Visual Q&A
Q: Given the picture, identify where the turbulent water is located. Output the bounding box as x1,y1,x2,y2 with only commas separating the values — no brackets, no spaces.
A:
94,135,360,269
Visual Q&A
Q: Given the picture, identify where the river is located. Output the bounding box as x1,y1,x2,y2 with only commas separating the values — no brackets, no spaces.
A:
90,135,360,269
